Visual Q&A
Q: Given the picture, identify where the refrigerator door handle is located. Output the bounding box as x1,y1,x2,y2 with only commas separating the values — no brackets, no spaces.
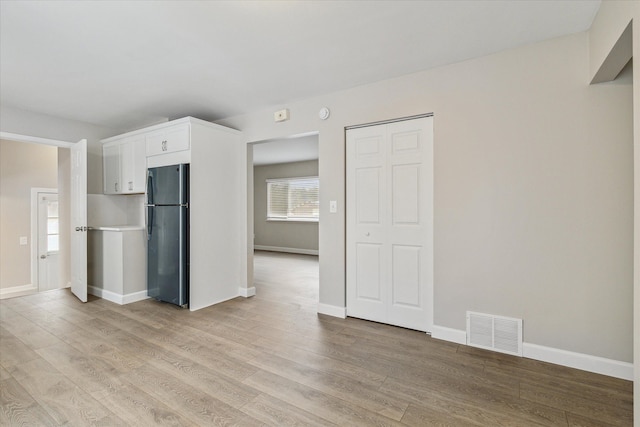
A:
147,206,153,240
146,171,154,240
147,173,154,205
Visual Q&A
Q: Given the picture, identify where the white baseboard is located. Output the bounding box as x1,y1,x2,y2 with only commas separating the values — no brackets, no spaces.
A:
0,284,37,300
522,342,633,381
430,325,632,380
239,286,256,298
88,286,149,305
430,325,467,344
255,245,319,256
317,303,346,318
121,290,150,304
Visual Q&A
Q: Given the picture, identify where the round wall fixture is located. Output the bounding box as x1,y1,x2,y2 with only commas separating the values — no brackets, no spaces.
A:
319,107,330,120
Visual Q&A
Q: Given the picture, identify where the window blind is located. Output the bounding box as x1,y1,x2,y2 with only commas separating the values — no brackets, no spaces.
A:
267,176,319,221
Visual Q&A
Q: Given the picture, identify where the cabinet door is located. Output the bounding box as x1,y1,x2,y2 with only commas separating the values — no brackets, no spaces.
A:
146,124,190,156
119,137,146,193
131,137,147,193
103,144,120,194
120,141,135,193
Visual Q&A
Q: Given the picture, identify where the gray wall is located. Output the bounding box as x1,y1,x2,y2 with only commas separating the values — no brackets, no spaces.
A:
0,139,58,289
254,160,319,253
0,105,122,194
588,0,638,412
219,31,634,363
0,107,124,290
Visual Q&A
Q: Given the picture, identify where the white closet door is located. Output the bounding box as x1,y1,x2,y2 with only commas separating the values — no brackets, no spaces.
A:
346,116,433,332
346,124,388,323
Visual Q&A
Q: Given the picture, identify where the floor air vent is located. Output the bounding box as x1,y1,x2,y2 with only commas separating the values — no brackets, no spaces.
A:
466,311,523,356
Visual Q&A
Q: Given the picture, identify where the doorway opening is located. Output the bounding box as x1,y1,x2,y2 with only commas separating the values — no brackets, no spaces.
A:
0,132,87,303
32,188,63,292
248,133,319,303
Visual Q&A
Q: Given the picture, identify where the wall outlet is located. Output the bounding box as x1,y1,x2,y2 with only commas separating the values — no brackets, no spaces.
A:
274,108,290,122
19,236,27,245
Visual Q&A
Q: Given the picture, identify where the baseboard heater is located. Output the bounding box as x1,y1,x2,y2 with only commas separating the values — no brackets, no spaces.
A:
466,311,523,357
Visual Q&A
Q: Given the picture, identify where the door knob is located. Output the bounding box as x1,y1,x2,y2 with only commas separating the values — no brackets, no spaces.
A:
40,255,46,259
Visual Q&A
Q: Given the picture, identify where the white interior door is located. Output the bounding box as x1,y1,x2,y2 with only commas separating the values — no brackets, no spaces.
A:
346,116,433,332
37,192,60,292
70,139,88,302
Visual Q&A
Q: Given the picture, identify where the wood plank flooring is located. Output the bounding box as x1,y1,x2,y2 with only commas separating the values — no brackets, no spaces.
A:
0,250,633,426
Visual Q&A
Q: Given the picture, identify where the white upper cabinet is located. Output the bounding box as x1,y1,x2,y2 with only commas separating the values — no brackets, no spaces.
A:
120,136,146,193
102,137,146,194
146,124,190,156
103,144,120,194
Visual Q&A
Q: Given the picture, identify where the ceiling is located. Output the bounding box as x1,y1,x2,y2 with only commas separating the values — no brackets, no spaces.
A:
1,1,600,132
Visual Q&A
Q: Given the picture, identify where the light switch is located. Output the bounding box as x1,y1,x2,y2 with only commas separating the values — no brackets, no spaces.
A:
19,236,27,245
329,200,337,213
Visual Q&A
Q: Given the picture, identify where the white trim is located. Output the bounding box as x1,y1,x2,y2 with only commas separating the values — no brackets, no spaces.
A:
31,188,57,292
345,113,434,130
430,325,467,344
255,245,319,256
0,131,74,148
431,325,632,380
88,286,149,305
0,284,37,299
146,149,191,168
239,286,256,298
121,290,150,305
317,303,346,318
88,286,122,304
189,295,238,311
522,342,633,381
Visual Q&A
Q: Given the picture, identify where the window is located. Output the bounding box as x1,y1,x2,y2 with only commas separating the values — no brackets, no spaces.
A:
267,176,319,221
47,199,59,252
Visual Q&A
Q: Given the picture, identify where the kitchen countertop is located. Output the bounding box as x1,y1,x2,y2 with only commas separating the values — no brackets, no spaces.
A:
90,225,145,232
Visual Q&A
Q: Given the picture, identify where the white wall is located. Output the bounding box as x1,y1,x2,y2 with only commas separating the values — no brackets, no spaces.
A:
254,160,319,253
189,121,247,310
218,31,633,364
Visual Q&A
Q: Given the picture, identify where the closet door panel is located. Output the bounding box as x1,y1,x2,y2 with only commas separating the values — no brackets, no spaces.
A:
347,125,387,322
347,116,433,332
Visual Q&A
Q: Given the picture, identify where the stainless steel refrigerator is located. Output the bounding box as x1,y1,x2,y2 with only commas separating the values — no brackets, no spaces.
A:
146,164,189,307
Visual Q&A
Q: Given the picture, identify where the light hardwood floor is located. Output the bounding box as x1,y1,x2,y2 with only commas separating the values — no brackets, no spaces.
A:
0,250,632,426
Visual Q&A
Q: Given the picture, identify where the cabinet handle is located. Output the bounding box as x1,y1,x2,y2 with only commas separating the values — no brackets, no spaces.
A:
162,140,168,151
115,182,119,192
128,181,133,190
